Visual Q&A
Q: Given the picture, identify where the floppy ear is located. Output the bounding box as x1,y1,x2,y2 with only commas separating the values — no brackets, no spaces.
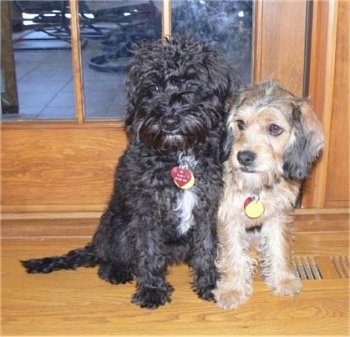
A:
219,94,239,162
283,102,325,180
219,127,235,163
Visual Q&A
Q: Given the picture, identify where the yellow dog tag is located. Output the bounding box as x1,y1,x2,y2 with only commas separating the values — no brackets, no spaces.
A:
244,197,265,219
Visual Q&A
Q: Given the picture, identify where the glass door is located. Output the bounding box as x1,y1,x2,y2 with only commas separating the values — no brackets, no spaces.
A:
1,0,254,122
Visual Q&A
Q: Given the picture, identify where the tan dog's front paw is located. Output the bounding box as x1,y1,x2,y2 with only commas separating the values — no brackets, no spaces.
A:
213,288,250,309
273,278,302,296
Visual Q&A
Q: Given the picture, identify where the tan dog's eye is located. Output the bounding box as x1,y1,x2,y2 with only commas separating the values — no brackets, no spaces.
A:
236,120,245,130
268,124,284,136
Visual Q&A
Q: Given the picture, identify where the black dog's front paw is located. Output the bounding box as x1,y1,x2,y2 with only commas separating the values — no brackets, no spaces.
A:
193,277,217,302
194,284,216,302
98,263,133,284
132,283,173,309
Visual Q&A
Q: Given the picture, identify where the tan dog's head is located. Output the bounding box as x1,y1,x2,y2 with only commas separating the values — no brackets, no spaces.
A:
222,80,324,190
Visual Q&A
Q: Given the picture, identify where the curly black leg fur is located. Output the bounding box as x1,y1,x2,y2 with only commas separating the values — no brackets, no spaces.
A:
192,272,217,302
189,226,219,302
132,282,174,309
98,262,133,284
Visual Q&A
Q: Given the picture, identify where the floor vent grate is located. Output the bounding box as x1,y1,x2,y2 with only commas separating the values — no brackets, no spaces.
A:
294,256,349,280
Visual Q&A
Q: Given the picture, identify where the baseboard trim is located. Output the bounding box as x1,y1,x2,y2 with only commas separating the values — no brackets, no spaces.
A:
1,207,349,221
1,211,102,220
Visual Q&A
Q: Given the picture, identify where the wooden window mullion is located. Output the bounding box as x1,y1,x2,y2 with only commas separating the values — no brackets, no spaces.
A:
69,0,85,123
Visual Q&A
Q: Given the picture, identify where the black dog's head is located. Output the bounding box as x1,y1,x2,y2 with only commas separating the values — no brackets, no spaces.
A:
125,35,240,153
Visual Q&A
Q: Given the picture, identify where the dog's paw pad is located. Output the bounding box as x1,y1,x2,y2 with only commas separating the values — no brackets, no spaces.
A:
132,285,173,309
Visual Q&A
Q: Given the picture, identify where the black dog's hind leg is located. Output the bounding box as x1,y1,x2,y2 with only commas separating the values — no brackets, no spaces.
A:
93,209,134,285
98,261,133,284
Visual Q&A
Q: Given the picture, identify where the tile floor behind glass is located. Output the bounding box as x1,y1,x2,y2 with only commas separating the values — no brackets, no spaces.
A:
2,0,253,122
4,36,127,121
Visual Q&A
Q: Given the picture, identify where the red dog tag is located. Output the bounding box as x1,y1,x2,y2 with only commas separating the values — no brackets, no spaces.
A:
171,166,195,189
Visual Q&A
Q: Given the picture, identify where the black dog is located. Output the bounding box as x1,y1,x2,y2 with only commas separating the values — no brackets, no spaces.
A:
22,35,240,309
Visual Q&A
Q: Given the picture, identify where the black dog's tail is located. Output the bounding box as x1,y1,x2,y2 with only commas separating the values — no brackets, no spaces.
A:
21,245,100,274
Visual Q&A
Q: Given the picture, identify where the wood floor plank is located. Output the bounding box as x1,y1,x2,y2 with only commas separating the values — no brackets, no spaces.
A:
2,234,349,336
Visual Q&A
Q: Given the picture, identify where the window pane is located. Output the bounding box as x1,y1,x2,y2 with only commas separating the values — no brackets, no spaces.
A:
80,0,162,120
2,1,75,121
172,0,253,85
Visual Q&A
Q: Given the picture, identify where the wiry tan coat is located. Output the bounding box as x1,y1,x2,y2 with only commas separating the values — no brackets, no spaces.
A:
213,80,324,309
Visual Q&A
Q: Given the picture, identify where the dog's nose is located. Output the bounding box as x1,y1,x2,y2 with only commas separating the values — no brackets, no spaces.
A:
237,151,256,166
162,116,180,131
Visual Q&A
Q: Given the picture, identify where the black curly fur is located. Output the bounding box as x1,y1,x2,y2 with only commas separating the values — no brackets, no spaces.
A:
21,35,240,309
21,245,99,273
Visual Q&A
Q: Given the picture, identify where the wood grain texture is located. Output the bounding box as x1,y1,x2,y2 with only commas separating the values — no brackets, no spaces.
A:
69,0,85,123
162,0,172,37
2,221,348,336
325,0,349,207
254,0,306,96
1,0,348,216
305,0,349,208
1,127,127,211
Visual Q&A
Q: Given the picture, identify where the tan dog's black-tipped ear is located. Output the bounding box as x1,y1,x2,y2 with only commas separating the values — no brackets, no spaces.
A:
219,94,240,163
224,94,237,113
283,102,325,180
299,102,325,154
219,127,235,163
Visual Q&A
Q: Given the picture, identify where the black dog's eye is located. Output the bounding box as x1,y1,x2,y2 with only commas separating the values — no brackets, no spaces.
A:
145,84,160,95
185,82,197,91
268,123,284,136
236,120,245,130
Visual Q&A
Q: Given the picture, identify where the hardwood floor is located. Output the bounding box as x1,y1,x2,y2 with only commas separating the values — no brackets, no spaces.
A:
1,210,349,336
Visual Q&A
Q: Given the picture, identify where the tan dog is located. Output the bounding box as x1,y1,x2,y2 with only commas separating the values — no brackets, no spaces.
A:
213,80,324,309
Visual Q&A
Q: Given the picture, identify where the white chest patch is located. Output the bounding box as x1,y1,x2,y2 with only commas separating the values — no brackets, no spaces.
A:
175,189,198,235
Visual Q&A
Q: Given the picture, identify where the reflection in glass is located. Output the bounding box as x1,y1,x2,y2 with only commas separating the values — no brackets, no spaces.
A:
2,0,253,121
80,0,162,119
2,1,75,120
172,0,253,85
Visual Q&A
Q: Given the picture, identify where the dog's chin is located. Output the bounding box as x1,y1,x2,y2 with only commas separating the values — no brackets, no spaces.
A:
239,167,259,174
139,132,195,153
138,124,208,153
234,167,281,190
158,134,192,153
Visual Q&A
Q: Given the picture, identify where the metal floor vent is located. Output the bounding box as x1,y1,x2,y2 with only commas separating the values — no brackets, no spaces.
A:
293,256,349,280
